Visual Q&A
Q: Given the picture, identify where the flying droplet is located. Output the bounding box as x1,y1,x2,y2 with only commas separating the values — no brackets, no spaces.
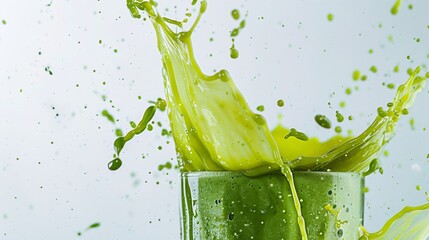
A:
108,158,122,171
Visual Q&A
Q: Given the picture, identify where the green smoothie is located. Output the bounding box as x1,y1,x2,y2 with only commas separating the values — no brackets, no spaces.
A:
110,0,429,239
181,171,364,240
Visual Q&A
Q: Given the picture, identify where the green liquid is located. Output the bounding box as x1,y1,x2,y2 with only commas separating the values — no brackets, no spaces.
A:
120,1,429,239
391,0,402,15
182,172,364,239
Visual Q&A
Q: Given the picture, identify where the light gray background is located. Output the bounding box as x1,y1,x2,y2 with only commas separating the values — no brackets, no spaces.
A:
1,0,428,239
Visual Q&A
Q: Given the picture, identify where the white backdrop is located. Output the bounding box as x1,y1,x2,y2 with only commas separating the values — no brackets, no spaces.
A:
1,0,429,239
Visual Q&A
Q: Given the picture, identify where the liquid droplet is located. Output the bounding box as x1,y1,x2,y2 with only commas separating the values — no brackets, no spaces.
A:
231,9,240,20
391,0,402,15
352,70,360,81
315,115,332,129
336,111,344,122
108,158,122,171
230,46,239,59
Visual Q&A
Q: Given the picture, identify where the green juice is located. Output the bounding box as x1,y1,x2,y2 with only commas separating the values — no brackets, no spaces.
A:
111,0,429,239
181,172,364,239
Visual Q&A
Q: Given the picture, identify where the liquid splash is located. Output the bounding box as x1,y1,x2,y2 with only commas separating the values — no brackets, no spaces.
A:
120,0,429,239
360,203,429,239
126,1,308,238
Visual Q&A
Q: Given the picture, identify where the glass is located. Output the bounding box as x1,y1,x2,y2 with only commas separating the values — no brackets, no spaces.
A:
181,171,364,239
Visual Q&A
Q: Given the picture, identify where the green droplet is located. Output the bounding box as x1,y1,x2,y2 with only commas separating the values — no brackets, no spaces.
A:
114,49,118,53
239,20,246,29
161,129,171,136
369,49,374,54
410,118,415,130
158,162,173,171
348,115,353,121
230,28,239,37
352,70,360,81
345,88,352,95
130,121,137,128
87,223,101,229
391,0,402,15
277,99,284,107
2,19,7,25
408,4,413,10
340,101,346,108
147,124,153,131
256,105,265,112
327,13,334,22
334,126,342,133
393,65,399,72
115,128,123,137
407,68,413,75
416,38,420,43
230,46,239,59
361,75,367,81
387,102,394,107
336,111,344,122
315,115,332,129
231,9,240,20
387,83,395,89
108,158,122,171
101,110,115,123
284,128,309,141
98,40,102,44
370,66,378,73
416,185,421,191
